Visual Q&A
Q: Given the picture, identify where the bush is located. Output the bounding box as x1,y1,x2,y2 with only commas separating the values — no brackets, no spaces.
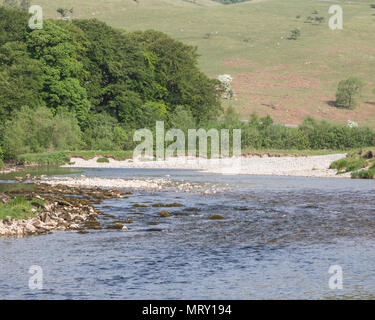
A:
51,111,83,151
261,125,309,149
2,106,83,159
136,101,168,129
82,113,131,151
299,116,375,150
97,157,110,163
17,152,70,165
198,111,375,152
335,77,363,109
0,146,3,168
288,29,300,40
352,168,375,179
168,105,196,134
330,157,367,173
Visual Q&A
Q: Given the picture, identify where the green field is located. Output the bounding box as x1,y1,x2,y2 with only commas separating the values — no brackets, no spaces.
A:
36,0,375,126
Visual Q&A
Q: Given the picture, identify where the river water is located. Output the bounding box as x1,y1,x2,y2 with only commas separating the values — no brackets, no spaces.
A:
1,168,375,299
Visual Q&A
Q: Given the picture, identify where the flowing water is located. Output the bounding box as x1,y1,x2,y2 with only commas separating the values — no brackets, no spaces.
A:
1,168,375,299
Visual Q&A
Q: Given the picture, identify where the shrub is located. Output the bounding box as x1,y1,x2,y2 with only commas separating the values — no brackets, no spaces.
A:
352,168,375,179
299,117,375,150
82,113,130,151
51,111,83,151
16,152,70,165
335,77,363,109
288,29,300,40
330,157,366,173
97,157,110,163
242,126,262,149
0,146,3,168
168,105,196,134
136,101,167,129
2,106,83,159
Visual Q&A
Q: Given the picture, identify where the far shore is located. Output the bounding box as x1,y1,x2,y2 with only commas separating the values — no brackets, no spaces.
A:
61,153,350,178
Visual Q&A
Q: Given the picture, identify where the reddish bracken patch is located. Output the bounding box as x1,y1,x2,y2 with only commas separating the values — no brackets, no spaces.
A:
233,72,322,91
228,64,375,126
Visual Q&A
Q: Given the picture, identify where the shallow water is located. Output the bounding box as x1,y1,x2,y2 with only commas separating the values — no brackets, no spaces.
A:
1,169,375,299
0,166,82,181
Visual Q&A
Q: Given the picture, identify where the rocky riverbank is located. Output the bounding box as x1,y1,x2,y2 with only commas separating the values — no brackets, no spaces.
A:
0,183,125,238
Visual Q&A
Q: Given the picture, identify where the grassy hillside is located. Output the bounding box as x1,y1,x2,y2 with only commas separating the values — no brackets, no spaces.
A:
36,0,375,126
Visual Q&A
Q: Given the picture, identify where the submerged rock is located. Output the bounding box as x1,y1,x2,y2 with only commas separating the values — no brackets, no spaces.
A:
83,221,102,230
147,222,159,226
152,203,182,208
133,203,148,208
209,214,226,220
77,229,90,234
158,210,172,217
106,222,124,230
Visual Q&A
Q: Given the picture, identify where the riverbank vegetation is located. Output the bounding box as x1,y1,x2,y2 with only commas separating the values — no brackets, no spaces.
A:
0,5,375,173
0,183,123,237
0,196,42,220
330,149,375,178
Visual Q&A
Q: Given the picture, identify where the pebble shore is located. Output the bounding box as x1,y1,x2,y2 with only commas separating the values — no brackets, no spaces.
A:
63,154,349,178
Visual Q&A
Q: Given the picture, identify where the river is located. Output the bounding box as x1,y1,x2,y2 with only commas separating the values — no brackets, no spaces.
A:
1,168,375,299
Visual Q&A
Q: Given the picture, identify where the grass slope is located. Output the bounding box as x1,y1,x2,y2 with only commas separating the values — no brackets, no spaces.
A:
37,0,375,126
0,197,42,220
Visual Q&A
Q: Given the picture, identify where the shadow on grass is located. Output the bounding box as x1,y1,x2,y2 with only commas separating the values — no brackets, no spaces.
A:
327,100,338,108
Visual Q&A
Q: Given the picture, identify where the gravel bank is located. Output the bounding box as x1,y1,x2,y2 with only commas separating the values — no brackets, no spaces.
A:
63,154,349,178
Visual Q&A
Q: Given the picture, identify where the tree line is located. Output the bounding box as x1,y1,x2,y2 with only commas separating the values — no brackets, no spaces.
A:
0,6,221,160
0,5,374,167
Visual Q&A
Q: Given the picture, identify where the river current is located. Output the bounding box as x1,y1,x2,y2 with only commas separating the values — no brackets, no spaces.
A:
1,168,375,299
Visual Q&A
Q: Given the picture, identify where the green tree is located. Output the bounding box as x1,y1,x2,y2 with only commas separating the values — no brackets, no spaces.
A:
71,19,155,122
0,6,28,46
129,30,222,122
0,41,44,120
335,77,363,109
25,21,90,123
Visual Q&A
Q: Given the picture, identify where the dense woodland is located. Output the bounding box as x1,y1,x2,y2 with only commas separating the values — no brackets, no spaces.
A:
0,5,374,167
0,6,221,160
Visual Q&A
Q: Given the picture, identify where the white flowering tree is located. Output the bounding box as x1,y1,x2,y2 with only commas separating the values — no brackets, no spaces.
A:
217,74,233,100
